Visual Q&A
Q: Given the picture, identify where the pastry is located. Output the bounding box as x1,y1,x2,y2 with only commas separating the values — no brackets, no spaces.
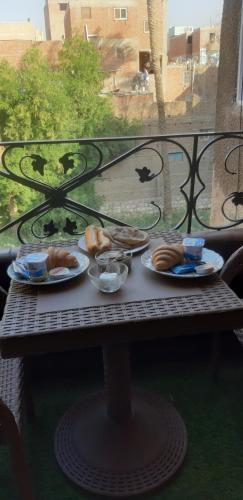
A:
103,226,149,249
97,228,112,253
152,244,184,271
85,225,112,255
44,247,78,270
85,225,99,255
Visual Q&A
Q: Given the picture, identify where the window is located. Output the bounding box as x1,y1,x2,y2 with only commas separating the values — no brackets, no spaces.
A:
168,152,184,161
187,35,192,44
209,32,216,43
114,8,128,20
144,20,149,33
59,3,67,11
81,7,91,19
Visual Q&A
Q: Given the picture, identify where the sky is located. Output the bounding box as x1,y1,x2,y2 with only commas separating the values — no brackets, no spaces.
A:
0,0,224,35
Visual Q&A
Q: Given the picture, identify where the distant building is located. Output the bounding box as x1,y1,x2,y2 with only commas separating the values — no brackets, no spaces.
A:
44,0,167,91
0,40,61,68
44,0,68,41
192,26,221,65
168,26,193,37
168,25,221,65
168,31,193,62
0,21,44,41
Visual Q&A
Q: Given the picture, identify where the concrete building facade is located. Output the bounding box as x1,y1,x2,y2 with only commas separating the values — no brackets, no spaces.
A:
0,21,43,41
44,0,68,40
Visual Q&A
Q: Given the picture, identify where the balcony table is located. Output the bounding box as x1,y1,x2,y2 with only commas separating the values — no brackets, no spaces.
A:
1,231,243,497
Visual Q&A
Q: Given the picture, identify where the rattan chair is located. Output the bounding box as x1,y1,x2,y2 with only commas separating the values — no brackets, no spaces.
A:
211,246,243,378
0,287,35,500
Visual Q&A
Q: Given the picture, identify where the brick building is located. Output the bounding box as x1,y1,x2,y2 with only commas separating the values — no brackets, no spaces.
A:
168,25,221,65
44,0,167,90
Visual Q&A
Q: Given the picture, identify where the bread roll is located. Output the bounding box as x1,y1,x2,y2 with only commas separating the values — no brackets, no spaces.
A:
97,228,112,252
152,244,184,271
85,225,99,255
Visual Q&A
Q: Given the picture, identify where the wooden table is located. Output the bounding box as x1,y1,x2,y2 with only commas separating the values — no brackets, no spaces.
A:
1,231,243,497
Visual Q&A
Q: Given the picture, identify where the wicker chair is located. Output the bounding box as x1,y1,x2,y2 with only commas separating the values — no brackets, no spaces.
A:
0,287,35,500
211,246,243,379
220,245,243,348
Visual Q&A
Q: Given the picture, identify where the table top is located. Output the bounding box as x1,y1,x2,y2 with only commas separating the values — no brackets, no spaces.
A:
1,230,243,358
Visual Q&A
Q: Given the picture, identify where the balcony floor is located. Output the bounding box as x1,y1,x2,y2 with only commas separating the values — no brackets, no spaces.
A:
1,334,243,500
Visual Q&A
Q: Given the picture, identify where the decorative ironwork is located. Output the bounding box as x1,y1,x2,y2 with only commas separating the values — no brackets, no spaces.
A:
63,218,78,235
0,131,243,243
135,146,164,182
43,220,58,238
20,154,48,177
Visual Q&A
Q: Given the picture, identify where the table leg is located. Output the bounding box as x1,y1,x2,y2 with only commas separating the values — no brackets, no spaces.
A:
55,343,187,497
103,343,131,421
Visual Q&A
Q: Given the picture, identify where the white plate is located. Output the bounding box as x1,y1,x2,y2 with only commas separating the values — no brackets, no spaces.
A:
141,248,224,279
7,251,90,286
78,235,150,255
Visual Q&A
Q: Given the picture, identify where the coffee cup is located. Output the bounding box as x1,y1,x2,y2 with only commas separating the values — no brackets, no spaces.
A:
23,252,49,282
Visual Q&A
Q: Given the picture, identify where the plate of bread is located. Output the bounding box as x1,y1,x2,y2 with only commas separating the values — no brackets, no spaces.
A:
141,244,224,278
79,224,150,256
8,247,89,285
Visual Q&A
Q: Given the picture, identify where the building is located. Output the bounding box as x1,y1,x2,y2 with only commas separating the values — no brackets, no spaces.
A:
168,25,220,65
44,0,68,41
168,25,193,37
0,21,43,41
44,0,167,90
168,31,192,62
0,40,61,69
192,26,221,65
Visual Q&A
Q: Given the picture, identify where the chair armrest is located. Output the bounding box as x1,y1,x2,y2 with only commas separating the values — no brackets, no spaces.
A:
0,246,19,293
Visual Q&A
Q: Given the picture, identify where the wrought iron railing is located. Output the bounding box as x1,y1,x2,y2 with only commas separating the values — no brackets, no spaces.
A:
0,130,243,243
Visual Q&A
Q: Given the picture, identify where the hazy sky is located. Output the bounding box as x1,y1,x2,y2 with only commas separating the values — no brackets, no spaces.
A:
0,0,224,35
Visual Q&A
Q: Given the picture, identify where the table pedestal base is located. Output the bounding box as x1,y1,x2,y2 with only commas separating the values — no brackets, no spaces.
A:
55,390,187,497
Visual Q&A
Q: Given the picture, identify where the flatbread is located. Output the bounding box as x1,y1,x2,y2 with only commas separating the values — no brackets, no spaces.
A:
103,226,149,249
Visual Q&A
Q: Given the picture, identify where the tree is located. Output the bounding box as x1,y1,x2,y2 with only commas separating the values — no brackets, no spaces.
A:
0,39,140,236
147,0,172,221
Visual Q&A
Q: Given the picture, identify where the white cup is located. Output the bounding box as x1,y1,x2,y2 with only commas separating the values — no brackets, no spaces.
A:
23,252,48,282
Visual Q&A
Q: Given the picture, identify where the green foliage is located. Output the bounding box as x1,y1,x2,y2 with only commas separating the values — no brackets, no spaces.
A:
0,37,140,237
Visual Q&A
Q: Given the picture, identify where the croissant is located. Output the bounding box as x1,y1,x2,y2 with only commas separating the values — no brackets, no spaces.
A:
44,247,78,270
152,244,184,271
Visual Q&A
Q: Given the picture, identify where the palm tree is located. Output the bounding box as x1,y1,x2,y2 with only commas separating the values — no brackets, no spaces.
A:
147,0,172,221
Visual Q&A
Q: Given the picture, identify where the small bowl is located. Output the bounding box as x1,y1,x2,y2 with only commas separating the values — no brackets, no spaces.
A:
95,249,132,271
88,262,128,293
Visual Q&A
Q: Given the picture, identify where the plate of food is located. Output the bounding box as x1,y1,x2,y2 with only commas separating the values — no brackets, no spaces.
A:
78,225,150,256
141,243,224,279
7,247,90,286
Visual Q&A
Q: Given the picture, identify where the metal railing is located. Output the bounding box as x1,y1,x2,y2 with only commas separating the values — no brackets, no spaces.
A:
0,130,243,243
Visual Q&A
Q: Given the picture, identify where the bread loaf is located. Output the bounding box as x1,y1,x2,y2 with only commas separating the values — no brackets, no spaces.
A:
97,228,112,252
152,244,184,271
85,225,112,255
85,225,99,255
